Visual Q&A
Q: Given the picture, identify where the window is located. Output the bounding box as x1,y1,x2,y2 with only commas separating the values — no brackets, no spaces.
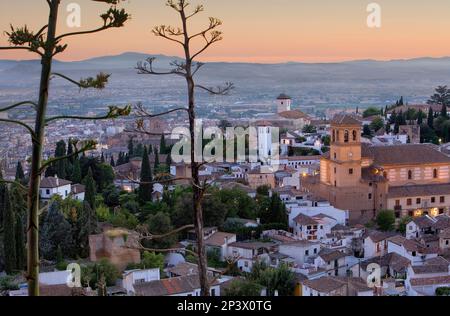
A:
344,130,349,143
349,168,354,175
334,153,337,159
434,169,438,179
416,198,421,205
46,189,50,195
368,193,372,200
332,130,336,142
334,168,337,174
395,200,401,207
431,197,436,203
408,170,413,180
407,199,412,206
440,196,446,203
336,131,340,141
211,289,216,297
353,130,357,141
305,250,309,256
314,248,318,254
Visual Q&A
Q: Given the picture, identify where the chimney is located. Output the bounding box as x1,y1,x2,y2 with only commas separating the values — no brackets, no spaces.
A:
55,175,59,186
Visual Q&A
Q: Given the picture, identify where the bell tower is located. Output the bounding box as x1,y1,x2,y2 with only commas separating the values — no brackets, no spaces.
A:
328,114,362,188
277,94,291,113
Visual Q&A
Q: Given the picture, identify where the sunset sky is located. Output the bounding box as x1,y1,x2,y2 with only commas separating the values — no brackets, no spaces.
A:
1,0,450,63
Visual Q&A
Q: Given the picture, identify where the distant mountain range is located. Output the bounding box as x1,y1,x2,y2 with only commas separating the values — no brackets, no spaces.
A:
1,52,450,116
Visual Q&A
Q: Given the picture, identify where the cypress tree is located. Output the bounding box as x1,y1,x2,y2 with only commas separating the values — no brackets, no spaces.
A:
40,201,73,260
78,201,99,258
166,152,172,167
72,159,82,184
148,144,153,155
125,153,130,163
128,138,134,157
138,146,153,203
67,138,75,164
160,134,167,154
441,104,448,118
10,182,26,270
83,168,97,209
54,140,67,179
3,187,17,274
154,147,160,170
101,153,105,163
110,155,116,167
15,161,25,183
15,212,26,270
428,107,434,128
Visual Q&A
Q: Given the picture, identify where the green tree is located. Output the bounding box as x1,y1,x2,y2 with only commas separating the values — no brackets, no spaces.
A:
428,107,434,128
154,147,160,170
39,201,73,260
71,159,82,184
138,146,153,204
15,161,25,183
224,279,263,296
428,86,450,108
370,117,384,132
376,210,396,232
145,212,177,250
54,140,67,179
128,137,135,158
78,201,99,258
110,155,116,167
160,134,167,154
363,124,372,137
363,107,382,118
302,125,317,134
3,188,17,274
83,168,97,209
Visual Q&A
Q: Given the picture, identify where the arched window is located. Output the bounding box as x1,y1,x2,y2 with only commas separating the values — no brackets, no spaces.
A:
408,170,413,180
433,169,438,179
353,130,357,141
332,130,336,142
344,130,349,143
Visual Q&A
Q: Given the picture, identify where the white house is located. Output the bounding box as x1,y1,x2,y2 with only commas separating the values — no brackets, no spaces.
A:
291,213,337,241
387,236,439,265
405,257,450,296
122,268,161,295
288,202,348,228
302,276,373,297
132,274,224,296
71,184,86,201
227,241,277,273
363,231,397,259
39,176,72,200
278,240,321,266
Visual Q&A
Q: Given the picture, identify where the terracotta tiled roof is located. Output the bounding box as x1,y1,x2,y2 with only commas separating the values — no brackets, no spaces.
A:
229,241,276,250
278,110,309,120
362,143,450,166
40,177,71,188
205,232,236,247
331,114,361,126
293,213,318,226
134,275,202,296
71,184,85,194
318,249,347,262
410,275,450,287
388,184,450,199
